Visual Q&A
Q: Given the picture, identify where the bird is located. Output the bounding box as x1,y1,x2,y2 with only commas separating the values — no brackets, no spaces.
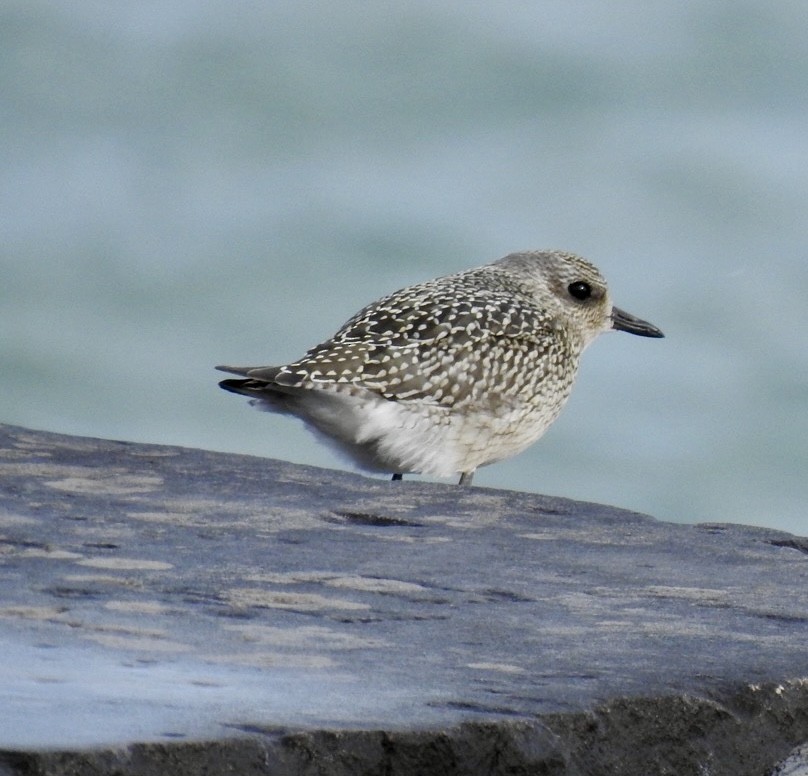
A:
217,250,663,485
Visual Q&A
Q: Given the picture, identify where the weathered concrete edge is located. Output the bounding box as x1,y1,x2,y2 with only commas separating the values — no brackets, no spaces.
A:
1,681,807,776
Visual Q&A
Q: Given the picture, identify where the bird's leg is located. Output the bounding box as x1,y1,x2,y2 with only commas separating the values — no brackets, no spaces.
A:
458,471,474,486
391,473,403,482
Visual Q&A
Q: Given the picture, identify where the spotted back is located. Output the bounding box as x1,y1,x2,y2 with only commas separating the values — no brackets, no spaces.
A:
272,266,579,410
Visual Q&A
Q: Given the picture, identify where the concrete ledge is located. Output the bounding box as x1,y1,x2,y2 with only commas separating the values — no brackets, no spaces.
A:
0,423,806,775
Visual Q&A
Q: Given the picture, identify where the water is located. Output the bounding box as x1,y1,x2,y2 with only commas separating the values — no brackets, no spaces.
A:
2,1,807,534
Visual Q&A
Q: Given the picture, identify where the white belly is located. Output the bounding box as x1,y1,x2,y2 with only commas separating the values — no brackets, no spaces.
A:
256,382,571,478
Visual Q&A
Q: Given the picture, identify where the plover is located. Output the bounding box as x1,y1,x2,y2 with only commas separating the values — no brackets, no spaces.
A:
217,250,663,485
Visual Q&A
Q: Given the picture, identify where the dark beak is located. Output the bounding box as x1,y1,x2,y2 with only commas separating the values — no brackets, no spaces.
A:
611,307,664,338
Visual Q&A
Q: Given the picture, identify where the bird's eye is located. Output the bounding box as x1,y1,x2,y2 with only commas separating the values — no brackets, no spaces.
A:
568,281,592,301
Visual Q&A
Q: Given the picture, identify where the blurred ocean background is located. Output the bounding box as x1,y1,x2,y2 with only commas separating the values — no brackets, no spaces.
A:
2,1,807,534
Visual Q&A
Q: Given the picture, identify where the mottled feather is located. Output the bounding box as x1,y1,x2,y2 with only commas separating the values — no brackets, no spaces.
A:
217,250,663,483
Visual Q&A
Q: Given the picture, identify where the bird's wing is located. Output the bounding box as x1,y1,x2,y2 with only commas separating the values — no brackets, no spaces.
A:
271,276,563,408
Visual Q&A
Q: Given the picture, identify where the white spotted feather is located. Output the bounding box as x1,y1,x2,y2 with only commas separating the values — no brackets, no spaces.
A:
217,250,663,484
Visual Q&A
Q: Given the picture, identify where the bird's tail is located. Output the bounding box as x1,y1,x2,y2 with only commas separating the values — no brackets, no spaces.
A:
218,378,265,397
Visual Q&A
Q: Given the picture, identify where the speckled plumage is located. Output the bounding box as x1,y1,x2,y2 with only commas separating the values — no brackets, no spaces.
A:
218,250,663,484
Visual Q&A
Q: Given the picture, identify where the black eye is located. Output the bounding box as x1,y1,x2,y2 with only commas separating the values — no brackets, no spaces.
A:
568,281,592,301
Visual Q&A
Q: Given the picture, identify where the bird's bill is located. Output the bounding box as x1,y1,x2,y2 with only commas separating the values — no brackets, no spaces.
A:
611,307,665,338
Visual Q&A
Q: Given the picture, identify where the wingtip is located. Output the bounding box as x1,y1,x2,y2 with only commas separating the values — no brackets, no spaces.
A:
215,365,252,376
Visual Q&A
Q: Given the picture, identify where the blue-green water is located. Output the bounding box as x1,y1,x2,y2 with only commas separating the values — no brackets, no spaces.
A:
2,2,807,533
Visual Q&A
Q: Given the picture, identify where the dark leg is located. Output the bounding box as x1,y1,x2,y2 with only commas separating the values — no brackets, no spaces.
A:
458,471,474,486
391,473,403,481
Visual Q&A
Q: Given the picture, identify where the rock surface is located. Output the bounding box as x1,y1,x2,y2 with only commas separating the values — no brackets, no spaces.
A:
0,423,806,775
771,743,808,776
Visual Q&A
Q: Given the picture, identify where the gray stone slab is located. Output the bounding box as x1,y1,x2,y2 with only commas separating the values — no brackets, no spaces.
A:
772,743,808,776
0,423,806,775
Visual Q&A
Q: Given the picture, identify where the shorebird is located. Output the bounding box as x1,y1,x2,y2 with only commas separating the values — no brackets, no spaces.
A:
217,250,663,485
